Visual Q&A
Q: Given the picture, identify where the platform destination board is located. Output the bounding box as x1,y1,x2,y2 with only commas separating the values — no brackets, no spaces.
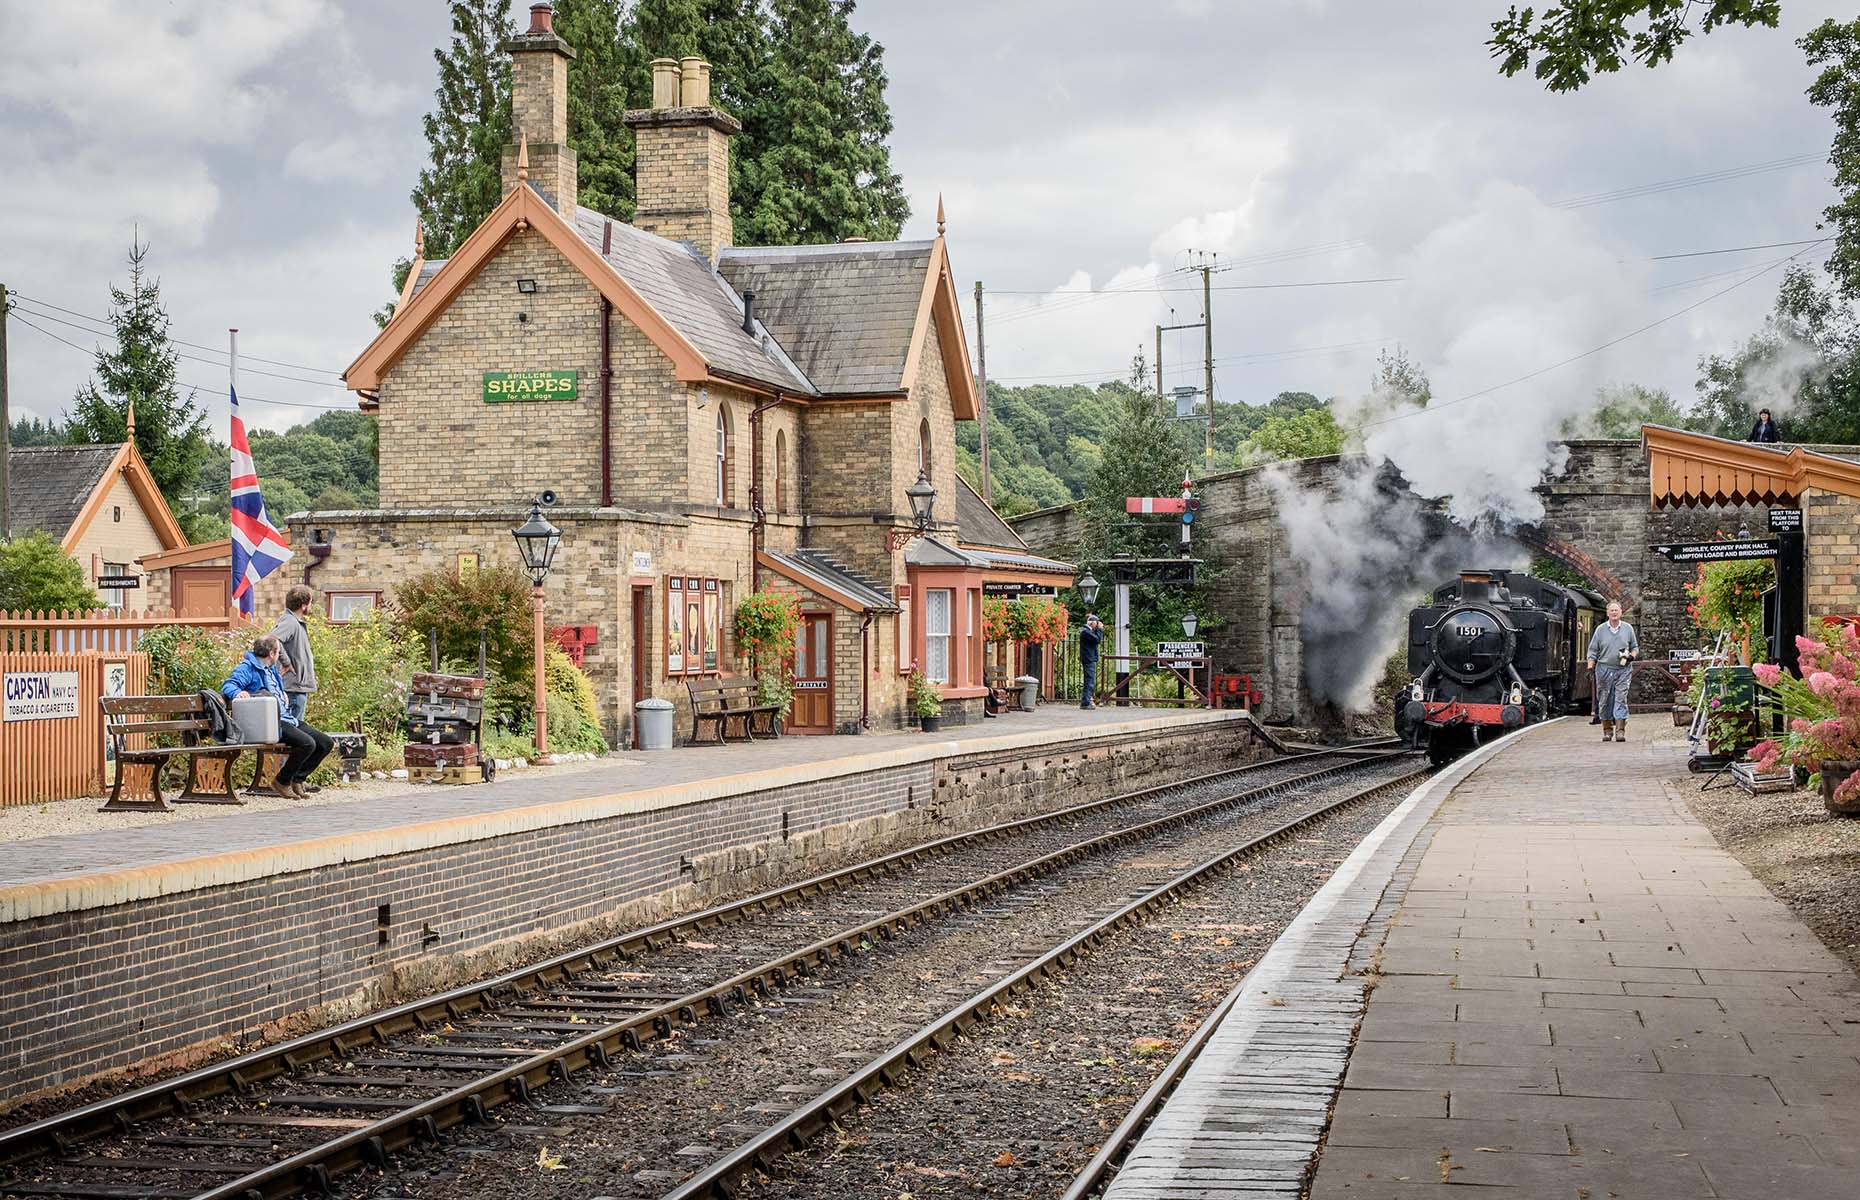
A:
3,671,80,722
1770,508,1803,532
982,581,1057,597
1156,640,1205,668
1650,539,1778,564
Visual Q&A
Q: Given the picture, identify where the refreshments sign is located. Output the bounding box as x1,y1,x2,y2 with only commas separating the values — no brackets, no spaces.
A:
483,370,579,403
3,671,80,722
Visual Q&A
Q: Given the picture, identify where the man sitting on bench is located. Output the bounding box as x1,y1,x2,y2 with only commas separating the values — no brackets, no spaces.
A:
223,634,333,798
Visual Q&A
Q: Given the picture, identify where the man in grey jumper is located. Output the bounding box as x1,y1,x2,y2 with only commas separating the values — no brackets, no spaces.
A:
270,585,318,726
1586,601,1639,742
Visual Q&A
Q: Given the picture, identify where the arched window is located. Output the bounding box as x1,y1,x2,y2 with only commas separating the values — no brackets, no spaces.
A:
716,407,733,507
918,418,931,477
773,429,787,513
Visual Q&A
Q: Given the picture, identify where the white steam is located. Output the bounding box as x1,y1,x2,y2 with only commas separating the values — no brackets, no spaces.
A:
1280,182,1652,710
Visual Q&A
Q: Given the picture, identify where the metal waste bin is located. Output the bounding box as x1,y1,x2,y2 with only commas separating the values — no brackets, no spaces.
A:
1016,675,1040,710
635,697,675,750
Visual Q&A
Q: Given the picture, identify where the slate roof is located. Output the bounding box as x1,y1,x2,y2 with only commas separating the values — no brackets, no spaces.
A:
6,444,121,541
903,534,1072,575
572,208,814,395
407,259,446,300
767,548,897,611
717,241,934,395
955,475,1025,550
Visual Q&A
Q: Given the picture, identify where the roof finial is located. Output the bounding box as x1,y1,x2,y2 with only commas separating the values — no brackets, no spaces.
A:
126,398,136,438
414,214,424,258
936,193,945,237
517,133,530,184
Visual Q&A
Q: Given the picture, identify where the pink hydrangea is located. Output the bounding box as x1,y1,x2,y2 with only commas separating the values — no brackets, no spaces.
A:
1751,739,1783,773
1753,662,1782,686
1809,671,1841,698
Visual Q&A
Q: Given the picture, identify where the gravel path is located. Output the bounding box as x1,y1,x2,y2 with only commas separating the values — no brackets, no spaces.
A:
325,762,1419,1200
1676,741,1860,974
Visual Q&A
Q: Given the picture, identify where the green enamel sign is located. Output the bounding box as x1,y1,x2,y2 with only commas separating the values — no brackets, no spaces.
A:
483,370,578,403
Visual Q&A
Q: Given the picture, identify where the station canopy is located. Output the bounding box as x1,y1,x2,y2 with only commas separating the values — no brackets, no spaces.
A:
1642,424,1860,509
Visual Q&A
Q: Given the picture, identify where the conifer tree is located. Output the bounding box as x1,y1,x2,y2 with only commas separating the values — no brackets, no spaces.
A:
736,0,908,244
410,0,515,260
1083,383,1187,562
556,0,633,218
64,237,213,537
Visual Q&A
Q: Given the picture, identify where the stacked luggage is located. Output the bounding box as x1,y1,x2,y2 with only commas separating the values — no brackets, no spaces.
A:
405,671,486,782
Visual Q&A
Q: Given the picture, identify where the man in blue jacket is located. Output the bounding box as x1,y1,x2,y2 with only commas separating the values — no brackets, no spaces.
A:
223,634,333,798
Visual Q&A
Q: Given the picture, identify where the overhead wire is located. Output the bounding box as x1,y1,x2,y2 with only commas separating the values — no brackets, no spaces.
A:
8,290,347,378
11,301,346,389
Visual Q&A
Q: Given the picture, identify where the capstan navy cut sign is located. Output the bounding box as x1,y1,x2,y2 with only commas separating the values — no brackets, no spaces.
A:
3,671,80,722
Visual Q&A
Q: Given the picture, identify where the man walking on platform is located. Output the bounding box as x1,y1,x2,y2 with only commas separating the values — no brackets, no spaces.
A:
1586,600,1639,742
1079,613,1103,709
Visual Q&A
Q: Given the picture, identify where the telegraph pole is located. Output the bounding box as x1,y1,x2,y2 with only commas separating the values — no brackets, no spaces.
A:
1200,260,1215,470
1154,324,1163,398
974,280,991,503
1,282,10,541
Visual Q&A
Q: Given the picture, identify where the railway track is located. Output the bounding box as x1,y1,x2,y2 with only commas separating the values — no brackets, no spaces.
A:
662,764,1426,1200
0,747,1405,1200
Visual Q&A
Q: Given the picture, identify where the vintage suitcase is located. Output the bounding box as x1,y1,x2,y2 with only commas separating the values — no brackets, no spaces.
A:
406,696,482,724
407,717,475,745
404,742,479,768
230,695,281,744
411,672,487,701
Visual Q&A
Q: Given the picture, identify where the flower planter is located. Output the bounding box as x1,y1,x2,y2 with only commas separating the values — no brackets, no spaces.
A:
1819,760,1860,816
918,713,942,733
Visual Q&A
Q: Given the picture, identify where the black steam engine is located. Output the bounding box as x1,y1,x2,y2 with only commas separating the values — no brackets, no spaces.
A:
1400,569,1604,764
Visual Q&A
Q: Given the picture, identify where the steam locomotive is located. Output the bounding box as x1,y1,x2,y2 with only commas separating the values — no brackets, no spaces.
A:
1400,569,1605,764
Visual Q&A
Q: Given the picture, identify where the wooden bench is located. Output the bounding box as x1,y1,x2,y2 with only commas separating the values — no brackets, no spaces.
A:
100,695,285,813
685,677,781,743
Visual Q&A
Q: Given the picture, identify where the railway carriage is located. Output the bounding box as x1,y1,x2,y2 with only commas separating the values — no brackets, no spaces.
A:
1399,569,1604,764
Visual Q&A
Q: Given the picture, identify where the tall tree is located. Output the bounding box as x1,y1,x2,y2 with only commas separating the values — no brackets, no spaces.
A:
735,0,909,244
1803,18,1860,300
63,237,214,538
556,0,633,218
411,0,515,261
1489,1,1782,92
1693,264,1860,442
1083,384,1187,561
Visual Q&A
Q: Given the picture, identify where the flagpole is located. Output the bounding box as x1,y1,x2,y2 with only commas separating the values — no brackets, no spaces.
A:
229,328,238,620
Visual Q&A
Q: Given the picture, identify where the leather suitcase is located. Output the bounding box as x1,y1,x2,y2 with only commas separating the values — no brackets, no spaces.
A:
407,717,474,745
404,742,479,768
411,672,487,701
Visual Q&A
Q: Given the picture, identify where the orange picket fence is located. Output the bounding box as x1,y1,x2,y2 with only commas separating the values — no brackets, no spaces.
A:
0,606,248,654
2,651,151,805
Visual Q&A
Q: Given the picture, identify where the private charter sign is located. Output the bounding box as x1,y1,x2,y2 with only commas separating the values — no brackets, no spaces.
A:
3,671,81,722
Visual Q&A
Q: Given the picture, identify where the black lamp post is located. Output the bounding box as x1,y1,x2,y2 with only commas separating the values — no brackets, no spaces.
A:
890,470,938,550
512,497,562,761
1077,569,1100,610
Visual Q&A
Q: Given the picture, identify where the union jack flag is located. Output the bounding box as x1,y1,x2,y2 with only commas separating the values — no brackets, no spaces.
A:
229,340,292,615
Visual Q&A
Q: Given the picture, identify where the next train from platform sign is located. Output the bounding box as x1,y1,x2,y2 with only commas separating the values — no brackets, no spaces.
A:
1399,569,1605,764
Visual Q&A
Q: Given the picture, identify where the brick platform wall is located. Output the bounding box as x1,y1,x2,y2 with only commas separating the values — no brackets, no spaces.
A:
0,719,1270,1103
1806,488,1860,619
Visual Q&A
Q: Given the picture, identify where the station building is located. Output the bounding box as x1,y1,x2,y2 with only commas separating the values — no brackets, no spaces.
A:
257,6,1069,740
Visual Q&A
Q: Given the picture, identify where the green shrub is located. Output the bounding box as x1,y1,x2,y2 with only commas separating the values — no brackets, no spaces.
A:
302,609,424,742
142,624,246,695
0,531,102,612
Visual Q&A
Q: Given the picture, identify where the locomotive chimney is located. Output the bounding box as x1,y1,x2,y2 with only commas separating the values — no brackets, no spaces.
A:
1458,570,1495,604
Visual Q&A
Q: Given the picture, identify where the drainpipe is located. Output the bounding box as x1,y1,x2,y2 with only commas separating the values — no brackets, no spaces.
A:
600,220,614,508
861,612,874,730
748,392,782,591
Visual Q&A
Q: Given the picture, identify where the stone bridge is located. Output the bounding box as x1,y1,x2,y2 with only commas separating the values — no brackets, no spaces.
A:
1008,439,1858,724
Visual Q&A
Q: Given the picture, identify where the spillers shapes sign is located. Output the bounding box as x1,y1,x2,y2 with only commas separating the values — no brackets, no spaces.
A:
3,671,80,722
483,370,578,403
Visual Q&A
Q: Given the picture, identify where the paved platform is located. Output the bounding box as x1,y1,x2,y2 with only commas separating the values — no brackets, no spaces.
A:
1110,718,1860,1199
0,705,1254,921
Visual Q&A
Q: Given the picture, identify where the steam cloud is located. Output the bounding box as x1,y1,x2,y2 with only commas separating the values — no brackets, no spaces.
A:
1281,182,1652,710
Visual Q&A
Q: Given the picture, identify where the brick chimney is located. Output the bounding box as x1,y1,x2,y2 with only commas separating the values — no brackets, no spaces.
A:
623,56,741,261
501,3,578,212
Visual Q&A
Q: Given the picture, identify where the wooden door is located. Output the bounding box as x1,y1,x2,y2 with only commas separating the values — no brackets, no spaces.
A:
790,612,833,733
173,568,227,616
631,586,650,748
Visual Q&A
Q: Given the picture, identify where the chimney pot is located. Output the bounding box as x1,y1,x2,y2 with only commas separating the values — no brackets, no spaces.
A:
679,57,711,107
741,289,756,335
650,58,680,109
528,2,553,34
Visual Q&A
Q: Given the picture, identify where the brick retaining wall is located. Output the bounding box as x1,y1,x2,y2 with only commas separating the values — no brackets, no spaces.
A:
0,718,1270,1103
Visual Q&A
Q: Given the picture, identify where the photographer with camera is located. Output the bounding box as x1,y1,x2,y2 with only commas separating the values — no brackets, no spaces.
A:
1585,600,1640,743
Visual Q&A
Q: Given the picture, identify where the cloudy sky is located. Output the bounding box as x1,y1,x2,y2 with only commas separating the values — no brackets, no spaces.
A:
0,0,1846,435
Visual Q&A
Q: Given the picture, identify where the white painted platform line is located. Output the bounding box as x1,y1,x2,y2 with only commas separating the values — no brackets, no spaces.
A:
1103,722,1553,1199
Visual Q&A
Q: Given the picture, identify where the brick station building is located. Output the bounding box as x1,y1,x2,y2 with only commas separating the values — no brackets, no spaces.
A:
258,5,1069,741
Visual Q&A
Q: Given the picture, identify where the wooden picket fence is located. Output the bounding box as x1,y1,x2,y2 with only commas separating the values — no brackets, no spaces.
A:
2,651,151,805
0,606,246,654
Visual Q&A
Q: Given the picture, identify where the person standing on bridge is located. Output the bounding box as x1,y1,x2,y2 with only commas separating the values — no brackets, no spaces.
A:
1748,408,1782,443
1586,601,1640,742
1079,613,1104,709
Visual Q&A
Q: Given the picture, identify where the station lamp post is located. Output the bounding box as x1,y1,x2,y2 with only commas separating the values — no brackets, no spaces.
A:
889,470,939,551
1181,611,1198,638
512,496,562,763
1077,569,1100,610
